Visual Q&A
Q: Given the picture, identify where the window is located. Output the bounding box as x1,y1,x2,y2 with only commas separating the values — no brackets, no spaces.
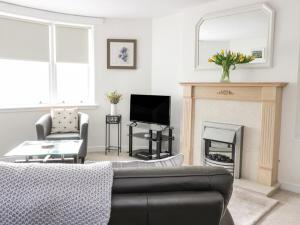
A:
0,59,49,107
55,25,91,104
0,16,94,108
56,63,90,104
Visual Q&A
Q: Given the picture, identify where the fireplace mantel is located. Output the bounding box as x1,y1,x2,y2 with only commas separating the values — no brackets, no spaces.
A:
180,82,287,186
180,82,287,87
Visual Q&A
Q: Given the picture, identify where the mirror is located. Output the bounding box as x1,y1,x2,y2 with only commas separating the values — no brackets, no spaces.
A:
195,4,274,70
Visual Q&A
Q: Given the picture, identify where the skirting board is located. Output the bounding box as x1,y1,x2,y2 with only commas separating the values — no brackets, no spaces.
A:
280,181,300,194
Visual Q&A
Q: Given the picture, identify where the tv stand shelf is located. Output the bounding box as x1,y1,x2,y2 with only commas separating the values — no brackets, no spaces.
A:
128,123,174,160
132,132,173,142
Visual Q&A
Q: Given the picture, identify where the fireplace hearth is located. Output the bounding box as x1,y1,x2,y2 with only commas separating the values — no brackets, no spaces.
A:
202,121,244,178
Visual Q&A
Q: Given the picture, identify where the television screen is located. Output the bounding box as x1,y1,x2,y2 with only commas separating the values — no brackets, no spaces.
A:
130,94,171,126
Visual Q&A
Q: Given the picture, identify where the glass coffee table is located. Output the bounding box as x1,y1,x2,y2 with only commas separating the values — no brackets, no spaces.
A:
4,140,83,163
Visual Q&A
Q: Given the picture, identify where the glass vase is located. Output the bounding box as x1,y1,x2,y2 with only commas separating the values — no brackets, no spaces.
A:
221,66,230,83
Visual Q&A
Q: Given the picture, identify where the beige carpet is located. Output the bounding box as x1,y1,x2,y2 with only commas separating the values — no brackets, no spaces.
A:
86,151,133,162
228,188,278,225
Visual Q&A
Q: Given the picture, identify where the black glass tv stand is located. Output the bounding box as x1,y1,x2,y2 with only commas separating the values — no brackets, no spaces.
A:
128,122,174,160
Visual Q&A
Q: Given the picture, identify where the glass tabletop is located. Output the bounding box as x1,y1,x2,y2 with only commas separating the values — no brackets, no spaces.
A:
5,140,83,157
128,122,172,131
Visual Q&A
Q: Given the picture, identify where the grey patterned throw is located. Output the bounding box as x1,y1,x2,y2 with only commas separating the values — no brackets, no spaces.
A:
0,162,113,225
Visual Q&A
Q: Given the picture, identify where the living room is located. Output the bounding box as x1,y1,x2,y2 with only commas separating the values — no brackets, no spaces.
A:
0,0,300,225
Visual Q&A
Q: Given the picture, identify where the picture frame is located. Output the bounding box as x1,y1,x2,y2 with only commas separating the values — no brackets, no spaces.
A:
251,47,266,63
107,39,137,69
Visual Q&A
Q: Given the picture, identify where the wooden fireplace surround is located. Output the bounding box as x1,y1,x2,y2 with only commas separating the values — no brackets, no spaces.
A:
180,82,287,186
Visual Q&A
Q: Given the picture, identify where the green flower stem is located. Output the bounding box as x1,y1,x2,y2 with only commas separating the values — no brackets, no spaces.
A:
221,65,230,82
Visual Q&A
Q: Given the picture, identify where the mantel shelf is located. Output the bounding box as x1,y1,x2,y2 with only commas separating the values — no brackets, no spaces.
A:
180,82,288,88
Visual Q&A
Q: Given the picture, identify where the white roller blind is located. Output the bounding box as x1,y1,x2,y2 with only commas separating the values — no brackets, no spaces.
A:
0,17,49,61
56,25,89,63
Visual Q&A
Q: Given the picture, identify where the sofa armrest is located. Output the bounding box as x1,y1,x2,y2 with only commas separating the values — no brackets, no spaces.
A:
35,114,51,140
79,112,89,140
113,166,233,208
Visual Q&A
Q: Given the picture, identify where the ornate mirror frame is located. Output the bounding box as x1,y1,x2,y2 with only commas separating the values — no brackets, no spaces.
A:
195,3,275,70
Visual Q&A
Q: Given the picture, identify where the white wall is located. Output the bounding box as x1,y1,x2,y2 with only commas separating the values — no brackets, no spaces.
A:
152,0,300,192
151,13,183,153
0,3,152,155
89,18,152,150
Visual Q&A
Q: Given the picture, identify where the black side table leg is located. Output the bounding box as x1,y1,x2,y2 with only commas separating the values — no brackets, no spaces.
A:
105,123,107,155
120,120,122,153
108,124,110,152
129,125,133,157
117,123,120,156
149,130,153,159
168,128,173,156
156,131,162,159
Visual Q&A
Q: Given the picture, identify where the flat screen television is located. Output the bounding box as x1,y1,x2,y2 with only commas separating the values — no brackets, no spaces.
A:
130,94,171,126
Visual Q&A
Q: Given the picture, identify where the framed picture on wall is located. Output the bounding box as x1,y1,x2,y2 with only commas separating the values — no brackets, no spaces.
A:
107,39,137,69
251,48,266,63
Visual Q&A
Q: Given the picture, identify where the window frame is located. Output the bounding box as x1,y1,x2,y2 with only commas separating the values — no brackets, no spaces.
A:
0,13,96,111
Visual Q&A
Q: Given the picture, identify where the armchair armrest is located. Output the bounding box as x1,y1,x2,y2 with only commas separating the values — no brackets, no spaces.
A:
35,114,51,140
79,112,89,140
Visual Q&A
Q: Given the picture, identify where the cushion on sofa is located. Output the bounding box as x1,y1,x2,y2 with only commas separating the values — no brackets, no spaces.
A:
51,108,79,133
46,132,80,140
111,153,184,169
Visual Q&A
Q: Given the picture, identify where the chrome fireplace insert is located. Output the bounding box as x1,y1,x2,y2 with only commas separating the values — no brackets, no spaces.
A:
201,121,244,179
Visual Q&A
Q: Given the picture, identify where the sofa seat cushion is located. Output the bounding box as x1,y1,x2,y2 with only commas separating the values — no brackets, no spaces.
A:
46,132,80,140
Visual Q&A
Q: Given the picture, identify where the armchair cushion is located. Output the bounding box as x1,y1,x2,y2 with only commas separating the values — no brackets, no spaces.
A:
51,108,79,133
46,133,80,140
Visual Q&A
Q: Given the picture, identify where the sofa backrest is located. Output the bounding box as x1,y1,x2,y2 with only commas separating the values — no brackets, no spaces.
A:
109,166,234,225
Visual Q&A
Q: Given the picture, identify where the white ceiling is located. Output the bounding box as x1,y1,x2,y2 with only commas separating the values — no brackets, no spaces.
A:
1,0,214,18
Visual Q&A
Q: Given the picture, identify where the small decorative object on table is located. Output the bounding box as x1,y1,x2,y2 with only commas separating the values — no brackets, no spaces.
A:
208,50,255,82
106,90,122,115
105,115,122,156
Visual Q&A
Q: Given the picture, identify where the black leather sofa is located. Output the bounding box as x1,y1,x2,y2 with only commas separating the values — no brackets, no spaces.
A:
109,166,234,225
